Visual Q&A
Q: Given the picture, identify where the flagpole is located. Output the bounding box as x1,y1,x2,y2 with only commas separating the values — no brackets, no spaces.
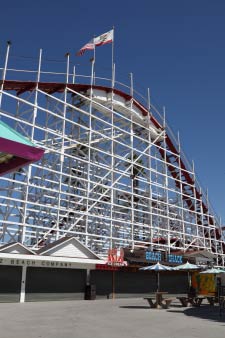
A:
112,63,115,89
72,65,76,84
92,42,96,86
111,26,114,88
65,52,70,84
92,36,96,86
0,41,11,108
90,37,95,90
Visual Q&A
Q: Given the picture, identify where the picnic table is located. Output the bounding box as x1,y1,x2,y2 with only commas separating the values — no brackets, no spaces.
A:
176,295,217,307
205,295,218,306
219,295,225,317
144,292,174,309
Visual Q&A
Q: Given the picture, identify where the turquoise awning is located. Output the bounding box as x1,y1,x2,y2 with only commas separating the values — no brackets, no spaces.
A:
0,120,44,175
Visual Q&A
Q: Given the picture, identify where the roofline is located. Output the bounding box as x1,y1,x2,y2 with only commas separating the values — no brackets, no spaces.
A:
0,252,106,266
0,242,35,254
38,236,103,260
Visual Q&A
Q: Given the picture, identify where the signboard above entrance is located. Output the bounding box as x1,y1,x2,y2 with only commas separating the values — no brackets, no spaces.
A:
146,251,183,264
146,251,162,261
107,248,127,266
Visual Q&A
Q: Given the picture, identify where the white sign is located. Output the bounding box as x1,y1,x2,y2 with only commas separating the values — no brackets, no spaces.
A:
0,257,76,269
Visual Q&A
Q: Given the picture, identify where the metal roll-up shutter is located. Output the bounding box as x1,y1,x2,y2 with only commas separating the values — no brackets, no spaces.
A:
160,272,189,293
0,265,22,302
114,271,189,297
90,270,113,299
25,267,86,301
115,271,157,298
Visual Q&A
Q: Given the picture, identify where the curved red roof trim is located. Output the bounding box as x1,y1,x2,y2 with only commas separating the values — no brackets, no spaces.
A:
1,80,162,129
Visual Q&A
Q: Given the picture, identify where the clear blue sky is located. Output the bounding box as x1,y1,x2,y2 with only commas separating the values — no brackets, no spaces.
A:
1,0,225,224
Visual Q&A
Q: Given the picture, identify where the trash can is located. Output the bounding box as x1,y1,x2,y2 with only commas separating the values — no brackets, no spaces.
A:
84,284,96,300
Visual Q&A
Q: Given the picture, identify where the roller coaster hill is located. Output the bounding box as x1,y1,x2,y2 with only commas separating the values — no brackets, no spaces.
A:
0,45,225,266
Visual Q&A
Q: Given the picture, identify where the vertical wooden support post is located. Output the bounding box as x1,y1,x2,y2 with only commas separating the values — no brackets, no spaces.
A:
112,270,115,300
20,266,27,303
86,268,91,285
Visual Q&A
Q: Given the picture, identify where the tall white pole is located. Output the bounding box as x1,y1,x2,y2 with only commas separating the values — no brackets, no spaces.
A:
147,88,151,113
177,131,181,154
37,48,42,83
65,52,70,84
21,48,43,244
130,73,133,97
112,63,115,89
91,38,96,86
91,50,95,88
112,27,115,88
72,65,76,84
20,266,27,303
0,41,11,108
163,106,166,129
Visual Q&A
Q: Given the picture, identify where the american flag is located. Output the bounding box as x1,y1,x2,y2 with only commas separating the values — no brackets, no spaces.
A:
76,40,95,56
76,29,113,56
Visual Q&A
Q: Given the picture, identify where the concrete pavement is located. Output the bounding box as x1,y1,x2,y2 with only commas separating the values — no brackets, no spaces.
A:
0,298,224,338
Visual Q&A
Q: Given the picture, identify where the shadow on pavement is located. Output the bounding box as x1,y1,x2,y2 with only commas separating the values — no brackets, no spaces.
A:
168,305,225,323
119,305,151,309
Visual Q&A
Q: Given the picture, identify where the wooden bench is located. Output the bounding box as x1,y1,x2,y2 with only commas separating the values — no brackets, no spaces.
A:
143,297,157,308
176,297,189,307
206,296,217,306
176,296,206,307
219,296,225,317
161,298,174,309
190,296,206,307
144,297,174,309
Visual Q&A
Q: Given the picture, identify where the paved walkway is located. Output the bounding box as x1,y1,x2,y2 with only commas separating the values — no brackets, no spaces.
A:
0,298,224,338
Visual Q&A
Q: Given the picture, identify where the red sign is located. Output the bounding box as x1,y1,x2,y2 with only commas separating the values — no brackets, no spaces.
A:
107,248,127,266
96,264,119,271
